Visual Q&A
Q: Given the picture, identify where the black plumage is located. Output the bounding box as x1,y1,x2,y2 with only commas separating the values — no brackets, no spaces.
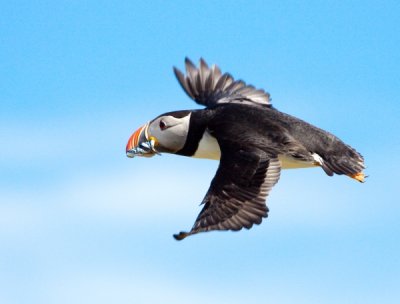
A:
172,58,364,240
174,58,271,108
127,58,365,240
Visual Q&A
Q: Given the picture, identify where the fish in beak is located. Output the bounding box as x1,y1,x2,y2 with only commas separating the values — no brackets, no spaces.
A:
126,123,160,158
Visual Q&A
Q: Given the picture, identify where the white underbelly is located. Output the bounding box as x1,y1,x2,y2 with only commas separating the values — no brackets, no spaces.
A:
192,131,317,169
193,131,221,160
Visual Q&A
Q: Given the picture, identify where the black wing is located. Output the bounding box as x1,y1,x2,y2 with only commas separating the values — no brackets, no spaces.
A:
174,145,281,240
173,58,271,108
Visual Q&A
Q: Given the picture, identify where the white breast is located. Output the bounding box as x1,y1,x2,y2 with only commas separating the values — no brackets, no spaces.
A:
193,131,221,160
192,131,319,170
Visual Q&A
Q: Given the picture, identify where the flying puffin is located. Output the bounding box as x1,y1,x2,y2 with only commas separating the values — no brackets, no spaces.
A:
126,58,365,240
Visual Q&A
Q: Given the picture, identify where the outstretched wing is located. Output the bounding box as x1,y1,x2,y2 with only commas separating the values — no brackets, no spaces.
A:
174,145,281,240
173,58,271,108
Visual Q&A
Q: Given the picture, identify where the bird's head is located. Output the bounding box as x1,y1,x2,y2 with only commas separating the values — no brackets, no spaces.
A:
126,110,192,158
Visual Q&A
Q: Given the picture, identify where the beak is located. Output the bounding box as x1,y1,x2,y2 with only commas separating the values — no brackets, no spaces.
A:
126,123,158,158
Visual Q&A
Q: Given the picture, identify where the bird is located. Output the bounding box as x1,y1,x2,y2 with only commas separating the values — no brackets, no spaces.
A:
126,58,365,241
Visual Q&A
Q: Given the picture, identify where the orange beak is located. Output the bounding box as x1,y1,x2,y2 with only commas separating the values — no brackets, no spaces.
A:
126,123,157,158
126,125,146,154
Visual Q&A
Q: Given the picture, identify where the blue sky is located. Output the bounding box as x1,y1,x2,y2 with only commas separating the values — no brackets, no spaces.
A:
1,1,399,303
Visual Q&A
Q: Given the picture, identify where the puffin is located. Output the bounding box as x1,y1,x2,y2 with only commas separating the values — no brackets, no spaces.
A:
126,58,365,240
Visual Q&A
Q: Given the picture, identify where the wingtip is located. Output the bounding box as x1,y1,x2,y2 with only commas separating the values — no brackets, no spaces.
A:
184,57,195,68
173,231,189,241
199,57,208,69
173,66,182,78
183,57,208,68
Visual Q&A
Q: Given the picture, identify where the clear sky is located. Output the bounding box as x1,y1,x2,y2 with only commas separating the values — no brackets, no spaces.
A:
1,1,399,303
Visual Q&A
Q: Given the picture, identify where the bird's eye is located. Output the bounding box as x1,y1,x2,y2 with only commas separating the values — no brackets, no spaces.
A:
159,120,167,130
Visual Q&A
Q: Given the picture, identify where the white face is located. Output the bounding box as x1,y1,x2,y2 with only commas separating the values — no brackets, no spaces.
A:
147,113,191,153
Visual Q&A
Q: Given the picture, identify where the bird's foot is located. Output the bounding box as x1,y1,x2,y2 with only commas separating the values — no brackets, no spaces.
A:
173,231,189,241
348,172,366,183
